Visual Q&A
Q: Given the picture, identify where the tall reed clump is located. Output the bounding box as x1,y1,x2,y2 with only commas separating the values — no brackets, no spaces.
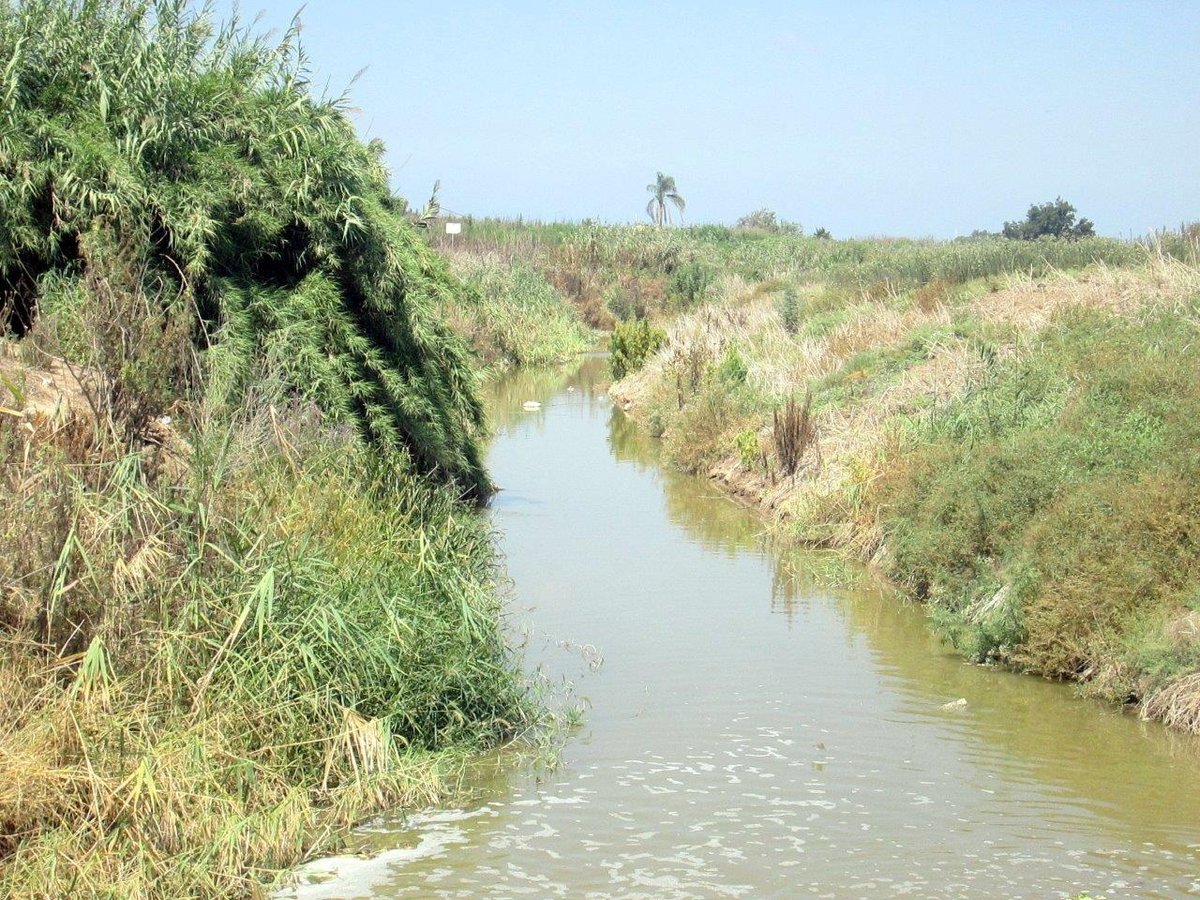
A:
0,390,534,897
0,0,490,499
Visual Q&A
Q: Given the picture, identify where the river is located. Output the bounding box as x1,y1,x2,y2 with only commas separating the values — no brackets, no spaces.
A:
286,356,1200,898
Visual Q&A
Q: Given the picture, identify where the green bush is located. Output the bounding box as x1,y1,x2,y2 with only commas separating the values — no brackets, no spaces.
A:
609,318,666,379
716,347,748,388
668,259,715,310
776,287,803,334
736,428,761,469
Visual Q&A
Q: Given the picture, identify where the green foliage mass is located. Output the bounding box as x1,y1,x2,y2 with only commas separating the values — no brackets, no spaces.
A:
1002,197,1096,240
716,346,748,388
735,428,761,469
0,0,490,499
609,317,666,379
776,287,802,334
735,207,801,234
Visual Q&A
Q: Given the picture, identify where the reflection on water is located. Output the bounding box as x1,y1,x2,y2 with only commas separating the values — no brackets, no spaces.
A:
284,356,1200,899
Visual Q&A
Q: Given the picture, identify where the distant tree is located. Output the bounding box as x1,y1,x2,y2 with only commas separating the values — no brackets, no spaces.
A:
735,207,803,234
812,227,832,240
646,172,686,227
1002,197,1095,240
737,207,779,231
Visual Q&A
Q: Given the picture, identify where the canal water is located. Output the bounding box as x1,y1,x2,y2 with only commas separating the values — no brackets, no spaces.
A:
287,356,1200,898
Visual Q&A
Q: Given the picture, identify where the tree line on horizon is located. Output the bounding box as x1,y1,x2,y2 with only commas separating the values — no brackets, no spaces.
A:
642,173,1100,241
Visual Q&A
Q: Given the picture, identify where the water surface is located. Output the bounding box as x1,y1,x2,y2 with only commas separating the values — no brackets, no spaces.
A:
289,357,1200,898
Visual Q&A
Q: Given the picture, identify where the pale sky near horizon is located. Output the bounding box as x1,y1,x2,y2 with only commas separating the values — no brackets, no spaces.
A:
220,1,1199,238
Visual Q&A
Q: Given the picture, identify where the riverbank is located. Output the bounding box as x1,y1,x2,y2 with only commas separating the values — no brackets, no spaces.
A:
609,249,1200,734
0,354,534,896
0,3,541,895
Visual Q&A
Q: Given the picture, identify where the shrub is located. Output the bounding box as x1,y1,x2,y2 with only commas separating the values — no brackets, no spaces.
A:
716,347,748,388
668,260,715,310
735,208,799,234
609,318,666,379
736,428,761,470
776,288,803,334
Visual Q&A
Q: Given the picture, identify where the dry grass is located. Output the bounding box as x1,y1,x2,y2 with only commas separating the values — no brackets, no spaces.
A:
970,257,1200,329
772,390,816,477
1142,673,1200,734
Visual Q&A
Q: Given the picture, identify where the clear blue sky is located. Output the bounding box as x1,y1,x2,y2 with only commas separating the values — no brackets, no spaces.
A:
221,1,1199,237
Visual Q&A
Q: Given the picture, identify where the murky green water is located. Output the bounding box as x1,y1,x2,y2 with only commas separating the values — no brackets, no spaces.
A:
287,357,1200,898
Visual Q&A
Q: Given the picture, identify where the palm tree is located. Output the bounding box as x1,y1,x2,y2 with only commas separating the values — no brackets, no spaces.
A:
645,172,686,227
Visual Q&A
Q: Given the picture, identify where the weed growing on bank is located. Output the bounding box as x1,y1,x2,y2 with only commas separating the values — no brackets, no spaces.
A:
609,318,666,380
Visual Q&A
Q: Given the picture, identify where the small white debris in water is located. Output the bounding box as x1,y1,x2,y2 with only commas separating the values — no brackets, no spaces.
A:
941,698,968,710
566,386,576,392
522,401,542,411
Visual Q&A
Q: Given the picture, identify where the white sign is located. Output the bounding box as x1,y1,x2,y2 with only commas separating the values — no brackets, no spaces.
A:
445,222,462,235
